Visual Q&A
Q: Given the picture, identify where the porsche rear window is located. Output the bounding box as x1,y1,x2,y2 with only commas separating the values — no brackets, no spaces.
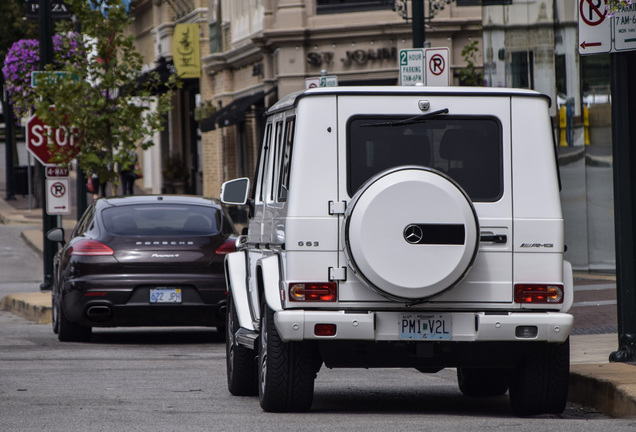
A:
347,116,503,202
102,205,222,236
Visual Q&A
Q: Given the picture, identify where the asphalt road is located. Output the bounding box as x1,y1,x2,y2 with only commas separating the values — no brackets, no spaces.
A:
3,312,636,432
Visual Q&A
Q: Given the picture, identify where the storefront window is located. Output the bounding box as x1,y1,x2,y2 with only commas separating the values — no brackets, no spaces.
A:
316,0,395,14
510,51,533,89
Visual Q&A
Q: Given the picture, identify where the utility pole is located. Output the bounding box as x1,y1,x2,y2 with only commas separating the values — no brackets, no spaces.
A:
38,0,57,292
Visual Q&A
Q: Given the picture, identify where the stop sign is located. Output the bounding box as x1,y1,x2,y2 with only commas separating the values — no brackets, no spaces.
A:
26,114,81,165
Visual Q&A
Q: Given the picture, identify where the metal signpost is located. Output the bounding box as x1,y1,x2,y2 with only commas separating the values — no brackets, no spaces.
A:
579,1,636,361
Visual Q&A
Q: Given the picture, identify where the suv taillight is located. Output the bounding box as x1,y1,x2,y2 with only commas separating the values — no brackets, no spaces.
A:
69,239,114,256
514,284,563,304
289,283,337,302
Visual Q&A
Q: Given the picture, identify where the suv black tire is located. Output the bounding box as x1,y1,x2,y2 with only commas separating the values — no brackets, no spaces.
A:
457,367,509,397
226,292,258,396
258,302,317,412
509,338,570,416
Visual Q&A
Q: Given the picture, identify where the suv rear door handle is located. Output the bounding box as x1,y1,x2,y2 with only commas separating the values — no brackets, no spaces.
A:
480,234,507,244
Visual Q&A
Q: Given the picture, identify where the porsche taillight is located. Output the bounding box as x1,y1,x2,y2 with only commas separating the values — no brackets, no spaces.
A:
215,240,236,255
69,239,114,256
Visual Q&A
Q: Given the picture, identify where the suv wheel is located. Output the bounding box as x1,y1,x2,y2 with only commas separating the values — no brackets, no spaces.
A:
509,339,570,416
226,292,258,396
344,167,479,301
457,367,509,397
258,301,317,412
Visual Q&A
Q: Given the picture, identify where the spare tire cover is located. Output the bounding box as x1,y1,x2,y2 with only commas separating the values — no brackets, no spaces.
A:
343,166,479,301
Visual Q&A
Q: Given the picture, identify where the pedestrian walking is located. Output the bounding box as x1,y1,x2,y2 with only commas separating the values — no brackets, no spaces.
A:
120,150,138,195
90,173,108,198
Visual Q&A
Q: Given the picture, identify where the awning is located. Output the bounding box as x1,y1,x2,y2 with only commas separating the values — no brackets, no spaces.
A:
200,88,274,132
131,57,175,96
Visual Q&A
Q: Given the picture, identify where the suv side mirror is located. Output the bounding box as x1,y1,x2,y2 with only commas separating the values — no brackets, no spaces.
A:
221,178,250,205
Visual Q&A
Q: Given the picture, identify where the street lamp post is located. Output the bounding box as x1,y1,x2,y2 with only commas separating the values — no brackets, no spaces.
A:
38,0,57,292
397,0,456,48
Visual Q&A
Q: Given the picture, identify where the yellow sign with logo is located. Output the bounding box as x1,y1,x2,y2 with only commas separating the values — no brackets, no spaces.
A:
172,24,201,78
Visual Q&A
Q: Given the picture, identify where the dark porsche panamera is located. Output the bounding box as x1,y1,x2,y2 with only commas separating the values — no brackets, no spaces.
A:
46,195,237,342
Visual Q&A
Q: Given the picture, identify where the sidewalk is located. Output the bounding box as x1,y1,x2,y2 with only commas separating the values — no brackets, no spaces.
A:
0,194,635,417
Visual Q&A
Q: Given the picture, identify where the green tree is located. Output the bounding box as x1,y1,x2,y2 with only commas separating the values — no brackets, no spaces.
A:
0,0,37,64
458,40,484,87
32,0,176,187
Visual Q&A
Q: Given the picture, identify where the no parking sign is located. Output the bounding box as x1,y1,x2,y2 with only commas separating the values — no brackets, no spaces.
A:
46,178,71,215
425,48,450,86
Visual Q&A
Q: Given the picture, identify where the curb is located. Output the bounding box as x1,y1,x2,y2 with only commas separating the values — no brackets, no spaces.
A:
570,363,636,418
0,292,52,325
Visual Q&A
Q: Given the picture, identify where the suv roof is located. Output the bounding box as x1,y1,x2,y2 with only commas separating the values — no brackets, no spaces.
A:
268,86,551,114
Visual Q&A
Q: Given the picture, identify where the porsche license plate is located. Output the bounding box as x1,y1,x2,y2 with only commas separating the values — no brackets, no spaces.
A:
400,313,451,340
150,288,182,304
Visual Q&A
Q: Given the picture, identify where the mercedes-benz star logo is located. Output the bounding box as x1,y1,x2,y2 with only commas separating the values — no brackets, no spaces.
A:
404,224,423,244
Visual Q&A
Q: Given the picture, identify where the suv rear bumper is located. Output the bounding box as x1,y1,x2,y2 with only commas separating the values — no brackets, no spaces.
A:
274,310,572,343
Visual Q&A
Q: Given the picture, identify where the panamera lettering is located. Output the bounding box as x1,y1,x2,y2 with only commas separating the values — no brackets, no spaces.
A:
151,253,180,258
520,243,554,248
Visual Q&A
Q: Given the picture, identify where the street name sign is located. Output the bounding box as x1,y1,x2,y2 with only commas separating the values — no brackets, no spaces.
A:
31,71,78,88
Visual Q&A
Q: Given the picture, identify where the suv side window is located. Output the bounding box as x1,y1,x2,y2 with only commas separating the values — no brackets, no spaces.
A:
255,124,272,204
267,120,284,204
347,116,502,202
277,117,295,202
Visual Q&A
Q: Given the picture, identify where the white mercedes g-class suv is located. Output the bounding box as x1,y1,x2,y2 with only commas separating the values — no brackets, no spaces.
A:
220,86,573,416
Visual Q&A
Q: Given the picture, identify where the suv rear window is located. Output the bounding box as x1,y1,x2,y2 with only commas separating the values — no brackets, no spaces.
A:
347,116,503,202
